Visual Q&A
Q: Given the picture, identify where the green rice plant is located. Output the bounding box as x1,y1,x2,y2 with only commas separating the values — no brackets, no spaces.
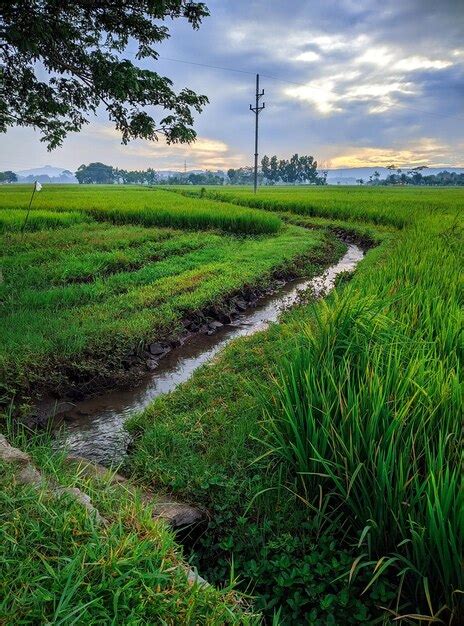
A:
126,186,463,622
0,185,281,235
0,208,92,232
263,222,463,619
0,218,322,399
177,185,463,230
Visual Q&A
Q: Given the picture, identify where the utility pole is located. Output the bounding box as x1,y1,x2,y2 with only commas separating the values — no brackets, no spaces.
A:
249,73,265,193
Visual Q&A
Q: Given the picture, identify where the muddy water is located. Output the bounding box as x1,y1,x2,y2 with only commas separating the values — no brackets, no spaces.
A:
53,244,363,466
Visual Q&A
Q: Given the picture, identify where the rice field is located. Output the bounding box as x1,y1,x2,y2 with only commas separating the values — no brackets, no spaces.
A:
177,184,463,228
0,185,281,234
0,186,323,401
128,185,463,624
1,183,462,624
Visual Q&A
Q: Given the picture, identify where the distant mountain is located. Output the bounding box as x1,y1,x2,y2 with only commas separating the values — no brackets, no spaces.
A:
14,165,78,183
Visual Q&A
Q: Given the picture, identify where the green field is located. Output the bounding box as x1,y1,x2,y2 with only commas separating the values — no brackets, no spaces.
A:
127,186,463,624
1,184,463,624
0,185,281,234
0,185,328,401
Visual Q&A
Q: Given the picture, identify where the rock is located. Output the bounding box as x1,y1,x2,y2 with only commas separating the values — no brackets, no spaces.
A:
208,320,223,330
235,298,247,311
17,464,43,486
146,358,159,371
199,324,210,334
0,434,30,465
152,498,206,528
184,566,209,588
65,455,127,484
148,342,166,356
56,486,108,525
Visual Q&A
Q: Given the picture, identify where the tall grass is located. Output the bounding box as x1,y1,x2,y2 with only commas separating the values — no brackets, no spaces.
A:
264,221,463,619
0,438,255,624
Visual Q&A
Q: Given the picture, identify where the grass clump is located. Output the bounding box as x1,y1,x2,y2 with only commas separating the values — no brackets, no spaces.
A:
0,209,92,232
0,435,257,624
264,221,463,620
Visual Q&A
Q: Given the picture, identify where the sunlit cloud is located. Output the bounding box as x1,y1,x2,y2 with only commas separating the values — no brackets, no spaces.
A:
119,136,244,170
395,56,452,71
326,138,457,168
285,74,415,115
356,46,394,67
293,50,320,63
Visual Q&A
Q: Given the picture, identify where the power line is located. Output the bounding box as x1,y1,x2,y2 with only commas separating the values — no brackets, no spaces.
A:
158,55,464,123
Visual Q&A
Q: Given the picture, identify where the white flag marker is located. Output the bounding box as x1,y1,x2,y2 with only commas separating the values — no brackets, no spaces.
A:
21,180,43,235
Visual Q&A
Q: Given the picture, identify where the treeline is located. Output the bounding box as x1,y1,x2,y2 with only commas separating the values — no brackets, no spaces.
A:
75,163,159,185
228,154,327,185
75,162,224,185
359,166,464,186
74,156,327,186
163,171,224,185
72,161,464,187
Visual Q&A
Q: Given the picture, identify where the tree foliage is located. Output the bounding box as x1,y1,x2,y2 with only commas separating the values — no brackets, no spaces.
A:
227,167,258,185
261,154,326,185
165,171,224,185
0,170,17,183
75,163,115,184
115,168,158,185
0,1,209,149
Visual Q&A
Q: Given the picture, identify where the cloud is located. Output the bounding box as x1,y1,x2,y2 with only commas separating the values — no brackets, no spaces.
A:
2,0,463,170
293,50,320,63
326,138,457,168
86,124,245,169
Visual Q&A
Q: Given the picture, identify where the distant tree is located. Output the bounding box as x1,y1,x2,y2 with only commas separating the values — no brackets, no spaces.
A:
261,155,271,181
300,155,319,183
227,168,238,185
269,155,279,184
0,170,17,183
407,166,427,185
356,178,364,185
145,168,159,185
226,167,256,185
317,170,328,185
1,1,209,149
260,154,324,185
75,163,115,184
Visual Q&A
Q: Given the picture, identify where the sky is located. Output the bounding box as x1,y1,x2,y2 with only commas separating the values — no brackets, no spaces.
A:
2,0,464,172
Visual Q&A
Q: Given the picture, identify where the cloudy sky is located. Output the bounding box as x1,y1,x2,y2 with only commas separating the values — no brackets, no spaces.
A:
2,0,463,172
